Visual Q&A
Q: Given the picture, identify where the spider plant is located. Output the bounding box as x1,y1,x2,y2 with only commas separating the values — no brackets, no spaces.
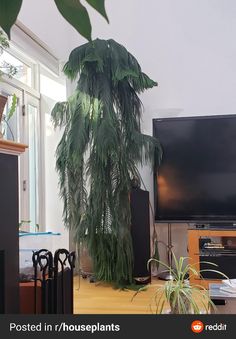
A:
133,253,228,314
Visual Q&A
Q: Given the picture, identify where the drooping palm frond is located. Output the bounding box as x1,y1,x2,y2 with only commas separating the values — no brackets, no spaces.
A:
52,39,162,286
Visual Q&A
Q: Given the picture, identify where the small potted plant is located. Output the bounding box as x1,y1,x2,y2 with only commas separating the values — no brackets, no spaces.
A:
0,30,18,139
133,253,228,314
0,95,7,115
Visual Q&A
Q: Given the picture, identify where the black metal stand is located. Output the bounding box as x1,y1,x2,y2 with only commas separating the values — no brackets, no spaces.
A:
158,223,175,280
33,248,76,314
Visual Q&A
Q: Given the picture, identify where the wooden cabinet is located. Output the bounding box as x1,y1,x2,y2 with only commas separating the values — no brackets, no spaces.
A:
0,140,27,313
188,229,236,288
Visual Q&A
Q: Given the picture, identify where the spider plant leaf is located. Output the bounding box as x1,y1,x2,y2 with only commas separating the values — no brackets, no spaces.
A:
182,288,200,314
85,0,109,22
131,285,147,301
148,258,178,280
178,257,189,280
155,288,165,313
54,0,92,41
159,299,165,314
182,264,197,280
176,293,185,314
199,269,229,280
192,288,212,314
199,261,219,266
0,0,23,39
188,266,200,276
172,251,179,272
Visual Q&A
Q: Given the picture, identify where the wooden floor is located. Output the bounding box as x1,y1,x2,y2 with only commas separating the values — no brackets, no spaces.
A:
73,275,169,314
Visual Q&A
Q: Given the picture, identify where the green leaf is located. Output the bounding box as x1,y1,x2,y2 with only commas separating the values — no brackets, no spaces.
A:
0,0,23,38
54,0,92,41
85,0,109,22
7,94,17,121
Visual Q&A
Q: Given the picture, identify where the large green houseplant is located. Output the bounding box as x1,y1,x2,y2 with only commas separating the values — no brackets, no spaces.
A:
51,38,162,286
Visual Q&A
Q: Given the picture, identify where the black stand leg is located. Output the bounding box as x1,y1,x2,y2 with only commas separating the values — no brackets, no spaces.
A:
158,223,175,280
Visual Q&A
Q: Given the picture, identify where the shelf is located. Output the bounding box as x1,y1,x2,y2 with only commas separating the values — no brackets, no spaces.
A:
188,229,236,288
0,139,28,155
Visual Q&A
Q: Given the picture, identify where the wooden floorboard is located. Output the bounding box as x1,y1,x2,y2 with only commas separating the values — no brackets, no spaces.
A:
73,276,169,314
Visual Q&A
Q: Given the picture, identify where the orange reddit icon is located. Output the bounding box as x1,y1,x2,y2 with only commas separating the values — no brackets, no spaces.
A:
191,320,204,333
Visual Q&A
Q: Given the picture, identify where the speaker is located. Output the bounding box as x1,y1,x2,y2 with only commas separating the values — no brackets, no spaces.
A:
0,250,5,314
130,187,151,284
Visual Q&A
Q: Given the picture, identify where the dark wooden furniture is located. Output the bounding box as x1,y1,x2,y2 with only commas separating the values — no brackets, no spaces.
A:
19,281,42,314
0,140,27,313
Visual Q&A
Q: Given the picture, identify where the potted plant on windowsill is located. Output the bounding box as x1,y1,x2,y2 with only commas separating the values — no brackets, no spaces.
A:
0,94,7,139
133,253,228,314
0,94,7,123
0,30,18,139
0,94,17,140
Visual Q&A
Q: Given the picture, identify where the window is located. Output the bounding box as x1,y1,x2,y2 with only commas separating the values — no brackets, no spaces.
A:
0,56,41,232
0,94,19,142
0,50,32,87
0,26,65,234
28,103,39,231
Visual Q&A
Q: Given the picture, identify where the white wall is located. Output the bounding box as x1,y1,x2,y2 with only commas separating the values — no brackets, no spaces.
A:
19,0,236,265
40,66,69,250
88,0,236,266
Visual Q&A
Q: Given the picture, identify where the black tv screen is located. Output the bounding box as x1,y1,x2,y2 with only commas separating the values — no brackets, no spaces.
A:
153,115,236,222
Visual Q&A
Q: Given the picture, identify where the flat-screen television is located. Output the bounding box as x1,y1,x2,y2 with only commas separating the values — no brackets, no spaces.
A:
153,115,236,222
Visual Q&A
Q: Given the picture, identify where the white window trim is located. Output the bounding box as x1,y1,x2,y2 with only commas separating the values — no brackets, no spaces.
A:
11,21,60,77
1,23,66,233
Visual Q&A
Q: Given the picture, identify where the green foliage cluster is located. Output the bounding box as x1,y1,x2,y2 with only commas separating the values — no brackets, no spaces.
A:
52,39,162,285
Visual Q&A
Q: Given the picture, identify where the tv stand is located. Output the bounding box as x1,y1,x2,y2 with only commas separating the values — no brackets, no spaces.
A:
208,223,236,229
191,223,236,230
188,228,236,288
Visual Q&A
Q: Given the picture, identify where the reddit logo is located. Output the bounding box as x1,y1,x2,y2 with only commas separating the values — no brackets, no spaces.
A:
191,320,204,333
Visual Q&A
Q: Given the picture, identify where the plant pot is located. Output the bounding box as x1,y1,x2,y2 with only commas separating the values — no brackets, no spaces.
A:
0,95,7,122
79,243,93,278
0,95,7,139
170,292,192,314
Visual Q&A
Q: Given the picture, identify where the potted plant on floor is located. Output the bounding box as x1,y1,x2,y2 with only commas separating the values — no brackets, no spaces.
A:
133,253,228,314
51,38,162,287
